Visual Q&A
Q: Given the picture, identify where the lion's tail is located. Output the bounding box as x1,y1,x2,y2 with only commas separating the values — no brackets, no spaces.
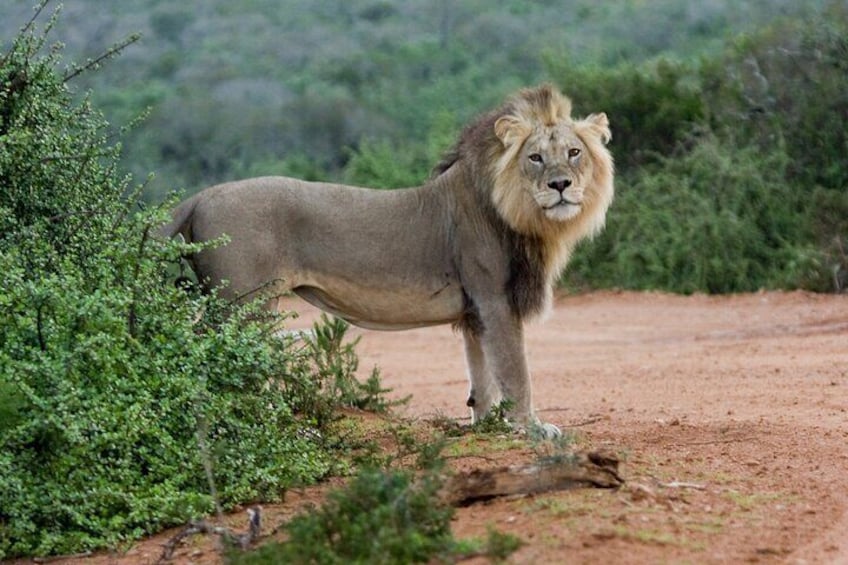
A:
158,193,201,242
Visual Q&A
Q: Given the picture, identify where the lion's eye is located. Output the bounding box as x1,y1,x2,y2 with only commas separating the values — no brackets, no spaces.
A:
568,148,581,158
528,153,543,164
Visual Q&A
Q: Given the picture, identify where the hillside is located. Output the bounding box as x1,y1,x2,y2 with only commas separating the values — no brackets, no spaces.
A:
2,0,845,293
0,0,829,196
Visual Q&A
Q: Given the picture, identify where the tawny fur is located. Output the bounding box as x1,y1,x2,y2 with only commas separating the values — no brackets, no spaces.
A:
160,84,614,435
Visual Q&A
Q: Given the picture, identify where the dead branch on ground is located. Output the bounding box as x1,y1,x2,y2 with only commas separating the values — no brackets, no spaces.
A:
443,450,624,506
157,507,261,563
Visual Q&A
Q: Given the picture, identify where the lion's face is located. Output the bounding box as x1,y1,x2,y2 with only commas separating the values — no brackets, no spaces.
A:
517,122,592,222
491,99,612,237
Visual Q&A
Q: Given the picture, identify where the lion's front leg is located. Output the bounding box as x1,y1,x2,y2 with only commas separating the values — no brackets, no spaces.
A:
479,311,533,421
477,304,561,438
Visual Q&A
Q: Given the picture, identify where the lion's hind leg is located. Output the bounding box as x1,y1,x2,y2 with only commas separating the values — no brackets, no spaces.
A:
462,332,502,423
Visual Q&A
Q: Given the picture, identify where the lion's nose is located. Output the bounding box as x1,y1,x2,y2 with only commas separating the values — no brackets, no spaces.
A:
547,178,572,193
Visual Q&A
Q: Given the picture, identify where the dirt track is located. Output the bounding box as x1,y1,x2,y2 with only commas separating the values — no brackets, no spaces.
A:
331,290,848,564
39,290,848,564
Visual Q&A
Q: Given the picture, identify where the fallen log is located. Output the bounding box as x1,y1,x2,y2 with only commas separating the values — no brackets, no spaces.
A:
443,451,624,506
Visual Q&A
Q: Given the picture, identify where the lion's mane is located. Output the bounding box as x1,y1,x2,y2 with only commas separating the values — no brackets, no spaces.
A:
435,84,614,321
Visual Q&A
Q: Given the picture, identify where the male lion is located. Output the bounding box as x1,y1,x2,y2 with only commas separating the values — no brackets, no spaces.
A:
161,84,614,436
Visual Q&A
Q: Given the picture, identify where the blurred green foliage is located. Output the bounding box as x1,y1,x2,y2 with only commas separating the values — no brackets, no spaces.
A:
545,59,706,171
569,3,848,293
0,0,830,195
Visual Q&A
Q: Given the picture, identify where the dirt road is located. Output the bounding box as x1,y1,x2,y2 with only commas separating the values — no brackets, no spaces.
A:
43,290,848,564
311,290,848,564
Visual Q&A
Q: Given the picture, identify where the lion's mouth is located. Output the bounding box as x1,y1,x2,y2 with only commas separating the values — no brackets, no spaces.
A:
545,198,581,210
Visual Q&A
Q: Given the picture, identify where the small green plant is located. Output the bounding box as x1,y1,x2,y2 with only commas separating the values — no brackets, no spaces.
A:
232,466,454,565
295,314,407,425
471,400,515,435
449,527,524,563
723,490,783,512
482,527,524,562
233,440,523,565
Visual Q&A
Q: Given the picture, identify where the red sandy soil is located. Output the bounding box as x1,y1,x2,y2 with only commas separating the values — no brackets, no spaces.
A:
28,291,848,564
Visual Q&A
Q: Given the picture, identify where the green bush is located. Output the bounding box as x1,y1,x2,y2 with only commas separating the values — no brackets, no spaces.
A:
567,134,821,293
562,8,848,293
0,256,335,557
701,3,848,192
0,21,124,261
0,7,359,558
546,58,705,173
698,5,848,289
232,428,524,564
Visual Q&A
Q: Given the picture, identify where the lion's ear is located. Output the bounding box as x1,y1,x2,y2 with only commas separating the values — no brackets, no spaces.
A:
494,115,530,148
584,112,611,145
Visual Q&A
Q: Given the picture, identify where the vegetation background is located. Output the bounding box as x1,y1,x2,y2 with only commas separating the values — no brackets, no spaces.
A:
1,0,846,559
2,0,846,293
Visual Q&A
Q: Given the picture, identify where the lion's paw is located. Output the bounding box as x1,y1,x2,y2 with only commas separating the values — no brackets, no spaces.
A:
530,421,562,440
513,420,561,439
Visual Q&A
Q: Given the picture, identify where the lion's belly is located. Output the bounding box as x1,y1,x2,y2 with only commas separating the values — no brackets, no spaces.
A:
291,278,465,331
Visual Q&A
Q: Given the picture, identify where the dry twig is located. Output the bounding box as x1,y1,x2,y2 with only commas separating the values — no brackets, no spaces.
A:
157,507,261,563
659,481,707,490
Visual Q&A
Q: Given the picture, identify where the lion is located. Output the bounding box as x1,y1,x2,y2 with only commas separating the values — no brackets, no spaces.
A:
160,84,614,436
